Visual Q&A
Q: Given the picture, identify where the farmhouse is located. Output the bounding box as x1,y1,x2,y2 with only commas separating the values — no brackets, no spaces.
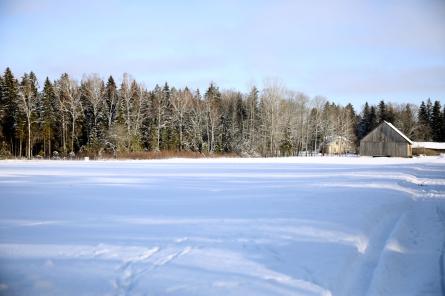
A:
360,121,412,157
321,136,354,155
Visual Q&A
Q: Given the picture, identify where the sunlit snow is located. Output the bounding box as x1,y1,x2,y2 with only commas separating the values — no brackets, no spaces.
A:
0,157,444,295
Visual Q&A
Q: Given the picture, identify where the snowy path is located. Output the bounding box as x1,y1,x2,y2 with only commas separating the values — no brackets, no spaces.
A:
0,157,444,295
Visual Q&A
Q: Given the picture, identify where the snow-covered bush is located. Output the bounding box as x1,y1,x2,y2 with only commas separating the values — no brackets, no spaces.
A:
52,151,60,160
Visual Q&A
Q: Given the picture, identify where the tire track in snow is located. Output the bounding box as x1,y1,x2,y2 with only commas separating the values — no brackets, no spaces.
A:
114,246,193,296
363,213,406,296
339,165,445,295
114,246,160,295
436,207,445,296
339,211,404,296
153,246,192,267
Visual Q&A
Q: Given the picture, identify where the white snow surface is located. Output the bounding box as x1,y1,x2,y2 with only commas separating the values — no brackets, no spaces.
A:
0,156,444,296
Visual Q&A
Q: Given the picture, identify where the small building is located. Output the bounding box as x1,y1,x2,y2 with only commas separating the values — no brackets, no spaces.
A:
360,121,412,157
321,136,354,155
412,142,445,156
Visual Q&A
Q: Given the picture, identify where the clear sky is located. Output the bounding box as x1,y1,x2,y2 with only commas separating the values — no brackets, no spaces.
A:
1,0,444,107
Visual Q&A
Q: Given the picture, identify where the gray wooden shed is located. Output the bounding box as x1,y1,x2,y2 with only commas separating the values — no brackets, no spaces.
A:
359,121,413,157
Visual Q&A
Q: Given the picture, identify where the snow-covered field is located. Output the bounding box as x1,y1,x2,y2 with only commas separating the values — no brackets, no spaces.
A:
0,157,445,296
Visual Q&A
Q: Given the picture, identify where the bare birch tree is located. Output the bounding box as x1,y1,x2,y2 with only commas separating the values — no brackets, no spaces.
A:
59,74,82,153
18,73,39,159
171,87,193,150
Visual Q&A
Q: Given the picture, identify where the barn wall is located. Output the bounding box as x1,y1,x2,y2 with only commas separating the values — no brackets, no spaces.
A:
324,141,354,155
412,147,445,156
359,142,411,157
360,122,412,157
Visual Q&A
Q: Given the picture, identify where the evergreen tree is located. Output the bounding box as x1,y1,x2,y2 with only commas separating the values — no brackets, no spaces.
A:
204,83,222,152
2,67,443,158
1,68,20,156
357,102,370,140
426,98,433,124
235,92,247,140
150,84,164,151
221,96,234,152
104,75,118,129
377,100,386,123
442,106,445,141
42,78,57,157
368,106,377,131
160,82,177,150
418,101,429,124
377,100,395,123
431,100,443,141
417,101,432,140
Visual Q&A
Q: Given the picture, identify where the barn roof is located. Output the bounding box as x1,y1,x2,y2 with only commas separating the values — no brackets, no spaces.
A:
323,136,351,145
383,121,413,144
412,142,445,149
361,121,413,144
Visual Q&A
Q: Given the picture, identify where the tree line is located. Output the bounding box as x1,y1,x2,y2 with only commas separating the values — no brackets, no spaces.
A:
0,67,444,159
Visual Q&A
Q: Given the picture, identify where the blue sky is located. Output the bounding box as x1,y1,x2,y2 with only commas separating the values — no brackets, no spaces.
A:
1,0,444,107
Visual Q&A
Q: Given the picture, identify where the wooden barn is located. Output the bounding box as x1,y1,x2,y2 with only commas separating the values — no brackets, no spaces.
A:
360,121,413,157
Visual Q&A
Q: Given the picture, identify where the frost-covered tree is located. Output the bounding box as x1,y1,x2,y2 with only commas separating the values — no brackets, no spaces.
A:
245,86,259,152
171,87,193,150
104,76,118,130
59,74,82,153
150,84,166,151
204,83,222,152
18,72,39,159
187,89,205,152
118,74,145,151
82,74,105,151
2,67,444,158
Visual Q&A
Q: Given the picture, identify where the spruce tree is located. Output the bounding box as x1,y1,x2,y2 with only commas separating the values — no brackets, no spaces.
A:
368,106,377,131
417,101,432,140
161,83,177,150
2,68,20,156
42,78,57,157
105,75,118,129
377,100,386,123
431,101,443,141
235,92,246,143
426,98,433,124
418,101,429,124
357,102,370,140
442,106,445,141
150,84,164,151
205,83,222,152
